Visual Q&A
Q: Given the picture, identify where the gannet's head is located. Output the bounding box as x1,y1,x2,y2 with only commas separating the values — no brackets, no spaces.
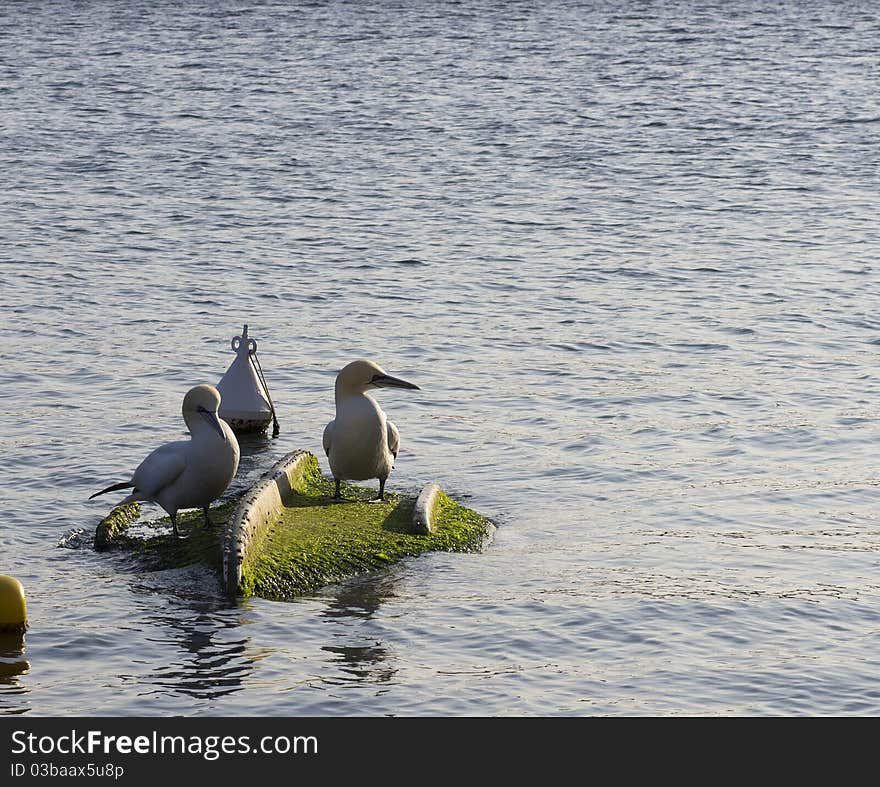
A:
335,359,420,399
182,384,227,440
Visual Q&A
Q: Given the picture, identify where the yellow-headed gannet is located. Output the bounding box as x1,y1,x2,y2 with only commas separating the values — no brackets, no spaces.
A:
90,384,240,537
323,359,420,501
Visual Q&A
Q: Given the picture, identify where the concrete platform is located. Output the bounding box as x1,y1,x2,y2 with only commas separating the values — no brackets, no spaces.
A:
94,450,495,600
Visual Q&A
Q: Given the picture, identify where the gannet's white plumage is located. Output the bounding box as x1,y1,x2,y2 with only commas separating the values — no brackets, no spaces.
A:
323,359,419,501
90,384,240,537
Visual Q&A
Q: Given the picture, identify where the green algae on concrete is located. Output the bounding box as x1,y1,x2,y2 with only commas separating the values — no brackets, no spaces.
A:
93,450,494,599
94,502,141,550
94,500,236,571
240,454,493,599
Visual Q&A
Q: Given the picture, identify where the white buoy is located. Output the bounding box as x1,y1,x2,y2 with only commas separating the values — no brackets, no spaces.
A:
217,325,278,435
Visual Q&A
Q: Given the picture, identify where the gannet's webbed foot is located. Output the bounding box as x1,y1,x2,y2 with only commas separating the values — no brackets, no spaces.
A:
203,506,213,529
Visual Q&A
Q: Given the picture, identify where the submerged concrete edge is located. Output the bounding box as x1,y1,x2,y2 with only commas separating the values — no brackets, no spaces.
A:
222,449,311,597
94,502,142,551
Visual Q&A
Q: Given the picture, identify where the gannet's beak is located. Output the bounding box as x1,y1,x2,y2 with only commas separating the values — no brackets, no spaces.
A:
199,407,227,440
371,373,420,391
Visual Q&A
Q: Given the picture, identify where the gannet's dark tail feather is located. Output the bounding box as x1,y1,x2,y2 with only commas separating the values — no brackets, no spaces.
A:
89,481,134,500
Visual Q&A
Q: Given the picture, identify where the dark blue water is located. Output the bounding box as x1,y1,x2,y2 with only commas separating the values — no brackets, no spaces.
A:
2,0,880,715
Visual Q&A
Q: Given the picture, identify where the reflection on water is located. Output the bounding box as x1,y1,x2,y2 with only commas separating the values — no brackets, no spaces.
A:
322,643,395,684
124,578,255,704
0,632,31,715
320,574,400,685
146,613,251,701
323,572,399,620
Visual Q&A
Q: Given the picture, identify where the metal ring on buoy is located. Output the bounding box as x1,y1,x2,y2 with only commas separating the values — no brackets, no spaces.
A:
231,336,258,355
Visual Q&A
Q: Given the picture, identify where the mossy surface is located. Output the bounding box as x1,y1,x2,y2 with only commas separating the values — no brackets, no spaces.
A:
94,502,141,550
95,501,236,571
242,456,492,599
94,453,493,599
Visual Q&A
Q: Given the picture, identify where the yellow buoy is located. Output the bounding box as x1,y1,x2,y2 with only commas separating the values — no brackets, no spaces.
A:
0,575,27,632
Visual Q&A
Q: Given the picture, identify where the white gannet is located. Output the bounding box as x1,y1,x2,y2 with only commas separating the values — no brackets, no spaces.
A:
90,384,240,538
323,359,420,501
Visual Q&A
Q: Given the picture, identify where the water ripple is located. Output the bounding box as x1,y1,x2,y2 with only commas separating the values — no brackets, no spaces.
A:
2,0,879,717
